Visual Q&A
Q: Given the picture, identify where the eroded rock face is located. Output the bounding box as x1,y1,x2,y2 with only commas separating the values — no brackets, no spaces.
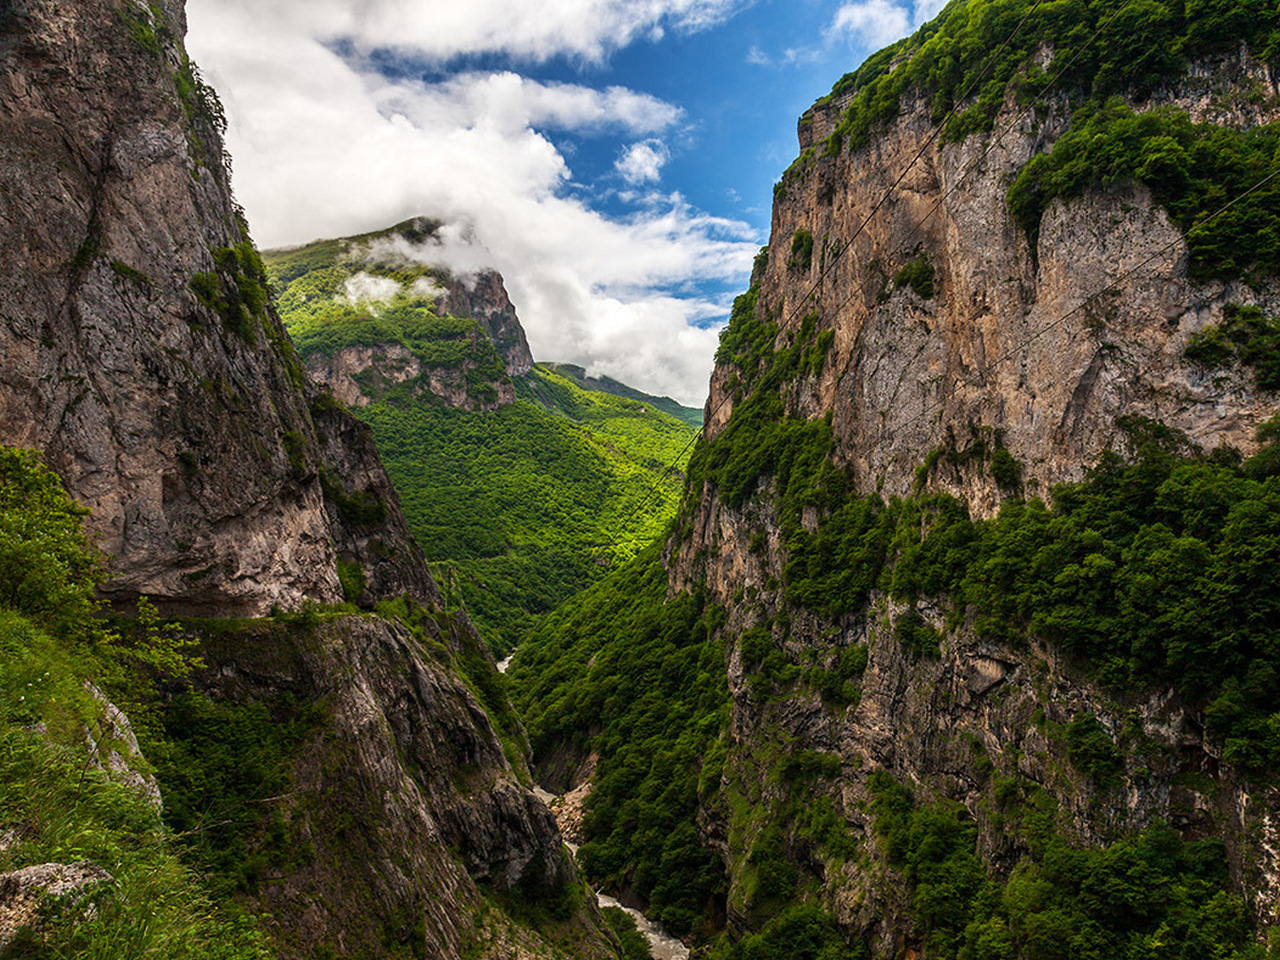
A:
0,0,428,615
0,861,112,950
702,53,1279,516
670,50,1280,946
193,615,611,960
445,268,535,379
305,340,517,413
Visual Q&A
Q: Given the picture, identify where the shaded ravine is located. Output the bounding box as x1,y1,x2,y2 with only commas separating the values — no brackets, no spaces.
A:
501,660,689,960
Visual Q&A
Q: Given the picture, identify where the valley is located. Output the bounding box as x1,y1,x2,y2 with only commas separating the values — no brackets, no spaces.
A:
262,228,702,654
2,0,1280,958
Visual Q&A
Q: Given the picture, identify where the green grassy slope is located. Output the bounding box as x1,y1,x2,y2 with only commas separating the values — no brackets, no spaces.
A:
265,229,701,656
0,448,272,960
535,363,704,429
361,364,696,656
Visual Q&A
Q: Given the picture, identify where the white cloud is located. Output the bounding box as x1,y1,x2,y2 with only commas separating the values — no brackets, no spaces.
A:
343,272,402,303
912,0,950,24
194,0,749,64
745,43,822,68
410,277,446,300
825,0,950,50
615,140,671,184
826,0,911,49
185,0,758,405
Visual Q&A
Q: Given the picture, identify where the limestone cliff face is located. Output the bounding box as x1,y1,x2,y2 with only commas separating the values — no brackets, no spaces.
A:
0,0,422,615
701,49,1279,518
304,338,517,413
447,267,535,378
669,45,1280,949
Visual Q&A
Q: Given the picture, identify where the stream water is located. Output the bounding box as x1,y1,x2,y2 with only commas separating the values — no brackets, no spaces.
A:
505,661,688,959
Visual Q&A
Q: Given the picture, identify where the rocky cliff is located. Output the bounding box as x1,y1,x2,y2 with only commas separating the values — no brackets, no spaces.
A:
517,6,1280,956
670,16,1280,953
0,0,364,614
702,48,1279,519
0,2,609,956
189,612,613,960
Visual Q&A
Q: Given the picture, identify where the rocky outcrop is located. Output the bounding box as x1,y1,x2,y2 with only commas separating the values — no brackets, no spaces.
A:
0,861,112,950
309,394,442,605
0,0,425,616
192,613,614,960
677,473,1280,947
83,682,163,811
448,268,535,378
304,340,516,413
704,51,1280,517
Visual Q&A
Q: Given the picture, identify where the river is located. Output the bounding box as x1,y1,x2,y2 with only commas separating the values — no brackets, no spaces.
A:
505,660,688,959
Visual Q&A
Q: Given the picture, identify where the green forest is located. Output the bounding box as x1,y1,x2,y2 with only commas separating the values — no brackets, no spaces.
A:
263,230,701,655
361,366,699,655
513,406,1280,958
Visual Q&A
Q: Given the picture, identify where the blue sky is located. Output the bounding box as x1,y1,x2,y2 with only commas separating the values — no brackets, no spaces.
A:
187,0,945,404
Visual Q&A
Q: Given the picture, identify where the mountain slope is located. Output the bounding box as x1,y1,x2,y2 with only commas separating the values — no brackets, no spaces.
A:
535,363,704,429
513,2,1280,956
0,2,613,956
265,233,701,655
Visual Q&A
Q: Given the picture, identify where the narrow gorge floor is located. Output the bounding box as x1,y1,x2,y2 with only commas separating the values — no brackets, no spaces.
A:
499,658,690,960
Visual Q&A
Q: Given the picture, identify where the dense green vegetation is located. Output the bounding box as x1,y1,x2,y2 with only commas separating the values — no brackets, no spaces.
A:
869,770,1273,960
522,265,1280,949
510,549,730,936
1008,100,1280,280
695,324,1280,770
267,229,701,656
1185,302,1280,388
520,401,1280,952
819,0,1278,154
0,447,271,958
531,363,703,429
264,228,508,406
358,365,697,655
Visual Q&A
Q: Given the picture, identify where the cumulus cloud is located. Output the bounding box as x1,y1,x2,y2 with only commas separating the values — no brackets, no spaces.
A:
186,0,758,405
194,0,748,64
825,0,952,50
615,140,671,184
343,272,402,303
826,0,911,49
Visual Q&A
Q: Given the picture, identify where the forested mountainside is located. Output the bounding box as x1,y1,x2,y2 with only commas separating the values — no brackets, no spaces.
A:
265,233,700,655
0,2,617,956
513,1,1280,957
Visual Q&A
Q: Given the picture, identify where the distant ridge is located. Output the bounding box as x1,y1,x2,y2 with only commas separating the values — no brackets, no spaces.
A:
536,362,704,428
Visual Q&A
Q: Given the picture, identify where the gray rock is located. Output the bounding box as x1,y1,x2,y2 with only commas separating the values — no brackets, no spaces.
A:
0,861,112,949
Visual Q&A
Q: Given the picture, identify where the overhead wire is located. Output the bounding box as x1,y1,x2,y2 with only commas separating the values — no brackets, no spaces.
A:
592,0,1055,556
596,0,1269,558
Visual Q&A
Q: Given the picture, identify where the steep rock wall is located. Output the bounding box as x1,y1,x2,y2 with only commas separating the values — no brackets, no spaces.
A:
668,40,1280,951
192,614,614,960
702,51,1279,517
0,4,606,957
0,0,422,615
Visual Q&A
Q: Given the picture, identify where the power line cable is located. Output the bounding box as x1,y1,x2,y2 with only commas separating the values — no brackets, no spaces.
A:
595,0,1152,555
